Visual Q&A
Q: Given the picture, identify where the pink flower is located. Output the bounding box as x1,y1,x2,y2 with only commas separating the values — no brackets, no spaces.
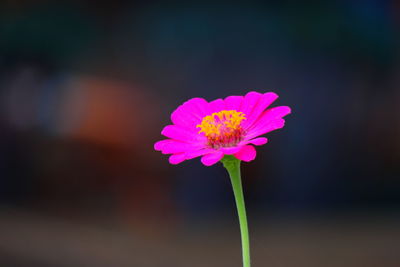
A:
155,91,291,166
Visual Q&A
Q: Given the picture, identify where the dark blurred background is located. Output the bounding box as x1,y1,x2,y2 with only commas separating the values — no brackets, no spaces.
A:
0,1,399,266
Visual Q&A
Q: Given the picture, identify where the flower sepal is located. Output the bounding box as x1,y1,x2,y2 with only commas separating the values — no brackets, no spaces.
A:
221,155,241,170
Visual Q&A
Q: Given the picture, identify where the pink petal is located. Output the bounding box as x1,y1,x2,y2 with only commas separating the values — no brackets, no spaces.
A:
184,148,215,160
239,91,262,117
171,98,209,129
161,125,206,143
246,106,291,139
234,145,256,162
220,146,242,154
154,139,203,154
169,153,186,164
224,95,243,110
208,98,225,114
201,151,224,166
154,139,168,151
154,139,175,151
241,92,278,129
241,137,268,146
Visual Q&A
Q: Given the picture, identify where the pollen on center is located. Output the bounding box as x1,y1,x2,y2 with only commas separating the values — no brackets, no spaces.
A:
197,110,246,148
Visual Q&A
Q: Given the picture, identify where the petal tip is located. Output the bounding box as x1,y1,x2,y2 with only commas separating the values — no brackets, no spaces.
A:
154,140,165,151
234,145,256,162
264,91,278,97
169,154,186,165
200,151,224,166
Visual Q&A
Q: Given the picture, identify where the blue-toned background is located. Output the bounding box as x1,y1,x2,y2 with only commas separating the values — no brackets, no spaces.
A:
0,1,399,266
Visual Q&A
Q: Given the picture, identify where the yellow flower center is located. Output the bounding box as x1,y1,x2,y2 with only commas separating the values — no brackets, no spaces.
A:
197,110,246,148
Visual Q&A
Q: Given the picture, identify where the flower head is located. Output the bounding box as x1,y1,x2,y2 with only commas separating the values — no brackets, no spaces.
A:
155,91,291,166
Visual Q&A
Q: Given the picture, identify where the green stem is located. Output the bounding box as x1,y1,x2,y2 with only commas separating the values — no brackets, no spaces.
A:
221,155,250,267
